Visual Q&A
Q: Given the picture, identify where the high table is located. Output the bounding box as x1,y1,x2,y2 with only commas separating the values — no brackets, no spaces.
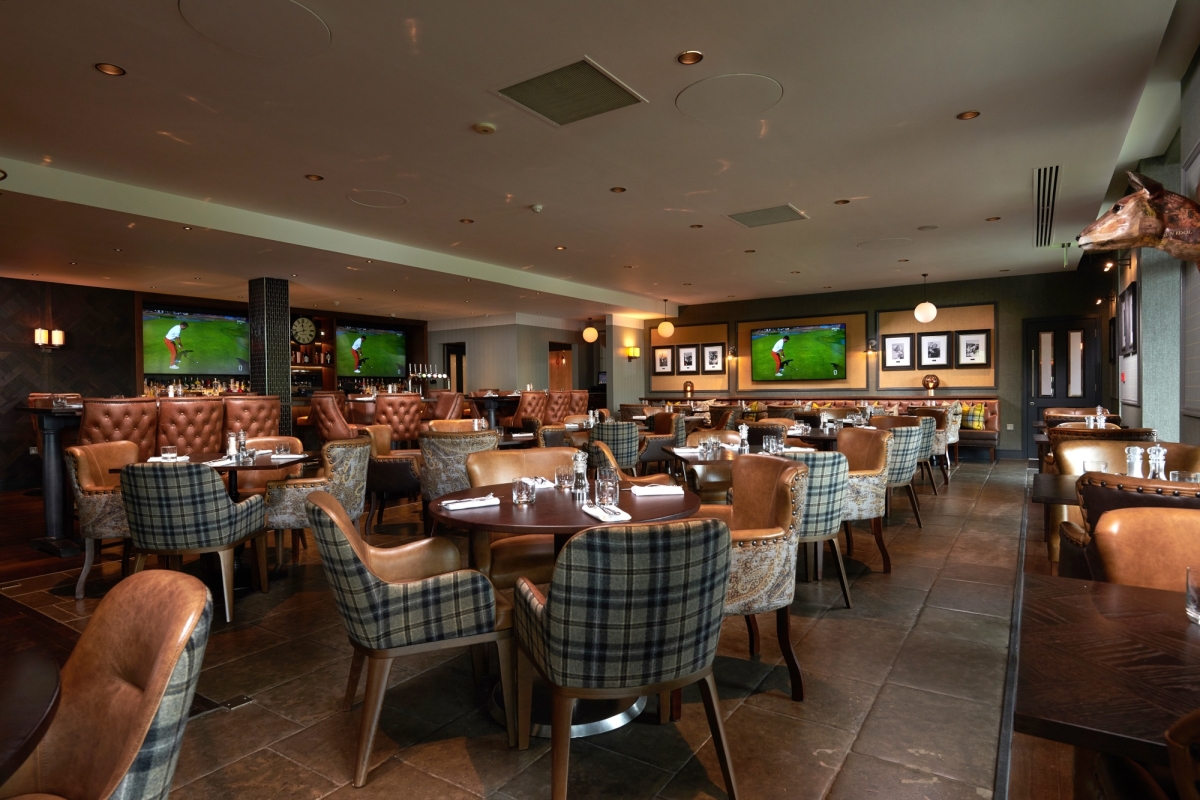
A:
0,646,61,784
1014,574,1200,766
1030,473,1079,541
18,406,82,558
467,395,521,430
428,481,700,737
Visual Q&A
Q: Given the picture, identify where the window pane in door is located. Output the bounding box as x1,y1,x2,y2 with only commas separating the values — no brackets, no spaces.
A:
1067,330,1084,397
1039,332,1054,396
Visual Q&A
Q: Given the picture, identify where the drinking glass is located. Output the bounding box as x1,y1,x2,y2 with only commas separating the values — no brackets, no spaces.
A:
160,446,177,462
1082,460,1108,474
275,443,290,456
1189,567,1200,625
512,477,537,506
595,475,619,507
555,465,574,490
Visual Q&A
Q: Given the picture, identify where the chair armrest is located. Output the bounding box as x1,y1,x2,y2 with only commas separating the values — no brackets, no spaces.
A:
230,493,266,539
364,424,392,456
514,577,549,674
848,468,885,480
1060,520,1091,548
267,477,330,492
697,504,734,525
368,536,461,583
730,526,788,544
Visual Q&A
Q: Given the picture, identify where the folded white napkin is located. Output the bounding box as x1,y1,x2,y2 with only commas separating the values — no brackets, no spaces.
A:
781,446,815,453
719,442,739,451
582,504,632,522
630,484,685,497
530,477,555,488
148,455,190,463
787,428,804,435
510,432,534,439
441,494,499,510
671,447,700,455
863,425,877,430
632,415,647,420
564,423,580,430
206,457,234,466
270,454,305,462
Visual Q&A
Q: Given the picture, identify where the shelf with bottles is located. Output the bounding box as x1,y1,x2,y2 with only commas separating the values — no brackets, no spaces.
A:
291,343,333,367
144,377,252,397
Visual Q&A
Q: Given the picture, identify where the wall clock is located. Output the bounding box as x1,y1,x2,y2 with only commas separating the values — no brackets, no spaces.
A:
291,316,317,344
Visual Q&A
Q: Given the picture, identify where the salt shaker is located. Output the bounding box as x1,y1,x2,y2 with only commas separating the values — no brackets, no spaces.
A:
1125,446,1145,478
226,431,238,458
738,423,749,454
1147,444,1168,480
571,450,589,500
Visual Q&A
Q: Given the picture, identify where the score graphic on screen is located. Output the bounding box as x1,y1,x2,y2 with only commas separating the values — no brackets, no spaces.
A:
750,324,847,381
142,310,249,375
336,326,407,377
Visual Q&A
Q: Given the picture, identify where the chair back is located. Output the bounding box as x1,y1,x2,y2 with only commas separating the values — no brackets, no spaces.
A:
66,441,138,490
687,430,739,446
239,436,305,492
1076,473,1200,534
1167,709,1200,800
743,419,789,446
65,443,137,540
467,448,577,486
311,393,357,442
911,407,946,431
535,518,731,688
1044,407,1120,427
121,463,250,550
157,397,224,457
320,438,371,521
728,454,807,533
431,391,464,421
837,427,891,473
305,491,495,650
1091,508,1200,592
587,420,640,471
568,390,589,416
709,409,733,431
651,412,687,447
870,415,919,431
914,416,936,459
374,393,423,443
1053,438,1194,476
538,424,568,448
506,392,548,429
883,425,923,485
347,396,376,425
544,391,571,425
79,397,159,462
222,395,280,438
1055,421,1121,429
779,450,849,538
428,419,478,432
1046,426,1158,460
1,571,211,800
310,390,347,415
766,405,796,420
418,429,500,502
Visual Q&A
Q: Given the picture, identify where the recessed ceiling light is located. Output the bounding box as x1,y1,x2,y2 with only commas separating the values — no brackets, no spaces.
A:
69,262,76,265
182,226,192,230
917,225,938,231
31,272,38,276
745,249,755,253
391,289,397,292
727,295,735,298
956,110,981,120
291,273,297,277
986,216,1001,222
149,285,156,289
113,248,122,252
466,278,472,282
677,50,703,65
472,122,497,134
0,170,7,181
834,199,850,205
790,270,800,274
824,286,832,289
460,218,474,224
690,224,704,228
683,282,692,285
610,187,626,193
999,269,1010,272
622,265,635,269
95,63,125,76
366,260,372,263
305,174,324,181
555,246,566,250
193,277,200,280
898,259,909,262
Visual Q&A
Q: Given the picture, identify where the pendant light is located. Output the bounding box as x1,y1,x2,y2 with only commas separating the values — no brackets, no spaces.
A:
582,318,598,343
913,274,938,323
657,299,674,338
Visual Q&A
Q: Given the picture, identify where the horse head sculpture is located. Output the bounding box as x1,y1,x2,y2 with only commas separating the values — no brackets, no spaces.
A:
1077,171,1200,262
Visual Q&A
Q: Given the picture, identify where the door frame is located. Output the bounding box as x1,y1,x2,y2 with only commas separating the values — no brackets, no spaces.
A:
1020,315,1102,459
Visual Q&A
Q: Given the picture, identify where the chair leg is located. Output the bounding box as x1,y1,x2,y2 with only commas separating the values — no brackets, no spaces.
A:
367,491,379,536
354,656,394,788
745,614,760,657
254,534,269,593
470,644,487,684
274,529,285,571
841,520,855,558
871,517,891,574
925,463,939,495
828,538,852,609
216,548,235,624
291,529,304,564
75,539,96,600
776,606,804,701
550,689,576,800
517,647,535,750
698,671,740,800
905,483,924,528
133,552,147,574
495,637,517,748
883,490,892,526
658,691,671,724
344,649,365,711
121,538,133,577
953,442,960,464
990,446,996,464
671,687,682,721
940,455,951,486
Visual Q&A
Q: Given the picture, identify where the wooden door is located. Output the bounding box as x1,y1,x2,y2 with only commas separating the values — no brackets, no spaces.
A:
1021,316,1102,457
549,348,572,391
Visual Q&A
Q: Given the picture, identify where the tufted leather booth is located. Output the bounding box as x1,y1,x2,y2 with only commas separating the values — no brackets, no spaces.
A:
223,395,281,439
418,392,464,433
568,390,588,416
374,393,424,446
310,393,366,443
543,390,571,426
1043,426,1158,473
79,397,159,463
157,397,224,457
498,392,548,430
465,448,578,590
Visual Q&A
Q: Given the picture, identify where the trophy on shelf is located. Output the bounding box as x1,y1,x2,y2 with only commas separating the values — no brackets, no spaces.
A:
406,363,448,394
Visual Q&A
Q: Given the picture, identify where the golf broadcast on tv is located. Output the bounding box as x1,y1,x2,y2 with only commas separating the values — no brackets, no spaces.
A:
142,309,250,375
750,323,847,381
336,326,407,377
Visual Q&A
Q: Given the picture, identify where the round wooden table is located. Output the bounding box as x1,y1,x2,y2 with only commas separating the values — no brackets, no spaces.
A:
0,647,60,784
429,481,701,737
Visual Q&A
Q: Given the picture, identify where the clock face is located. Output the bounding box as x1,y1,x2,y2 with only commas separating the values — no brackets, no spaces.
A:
291,316,317,344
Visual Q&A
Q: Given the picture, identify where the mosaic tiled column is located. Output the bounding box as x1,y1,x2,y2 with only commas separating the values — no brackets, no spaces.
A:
248,277,292,435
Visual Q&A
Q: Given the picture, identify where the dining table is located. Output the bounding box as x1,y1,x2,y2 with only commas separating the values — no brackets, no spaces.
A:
1014,573,1200,766
1030,472,1079,540
467,395,521,430
18,405,83,558
0,646,61,784
111,451,316,501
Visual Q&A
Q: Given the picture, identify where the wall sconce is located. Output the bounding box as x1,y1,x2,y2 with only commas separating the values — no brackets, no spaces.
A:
866,338,878,354
726,345,737,360
35,328,65,349
627,346,641,362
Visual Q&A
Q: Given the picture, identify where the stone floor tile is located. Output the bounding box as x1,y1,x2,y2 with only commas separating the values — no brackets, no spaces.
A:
939,561,1017,587
499,739,674,800
827,751,992,799
912,606,1012,649
745,666,881,733
323,758,479,799
853,562,941,592
823,581,928,629
172,703,304,788
867,532,956,569
272,704,433,786
381,665,489,727
926,578,1014,618
197,638,346,703
172,748,336,800
201,622,290,669
797,617,910,685
255,656,416,726
887,630,1008,704
399,707,548,796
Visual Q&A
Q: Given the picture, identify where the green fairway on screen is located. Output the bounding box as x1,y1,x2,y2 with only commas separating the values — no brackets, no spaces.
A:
142,310,249,375
750,323,847,381
336,326,407,377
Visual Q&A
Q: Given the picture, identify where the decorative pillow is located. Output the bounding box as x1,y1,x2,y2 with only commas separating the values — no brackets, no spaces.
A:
815,402,832,408
963,403,987,430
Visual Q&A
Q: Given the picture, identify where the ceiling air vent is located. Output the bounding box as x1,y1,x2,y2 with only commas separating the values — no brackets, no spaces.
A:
496,58,644,126
1034,166,1060,247
727,204,809,228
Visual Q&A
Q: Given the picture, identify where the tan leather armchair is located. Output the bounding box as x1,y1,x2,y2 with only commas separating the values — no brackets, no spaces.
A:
589,441,675,487
498,392,548,430
64,441,137,600
1090,507,1200,592
374,392,423,446
464,448,578,589
310,393,368,443
683,430,739,503
1043,425,1155,472
78,397,158,462
427,419,478,432
157,396,224,457
567,390,589,416
543,390,571,425
363,424,422,534
223,395,281,438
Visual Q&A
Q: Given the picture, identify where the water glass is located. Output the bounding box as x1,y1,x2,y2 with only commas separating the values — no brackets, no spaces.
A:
555,465,574,490
1189,567,1200,625
595,475,619,507
160,446,178,462
1082,460,1108,474
511,477,537,506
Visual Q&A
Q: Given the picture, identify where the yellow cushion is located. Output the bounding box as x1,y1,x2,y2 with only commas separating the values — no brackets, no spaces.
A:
963,403,987,430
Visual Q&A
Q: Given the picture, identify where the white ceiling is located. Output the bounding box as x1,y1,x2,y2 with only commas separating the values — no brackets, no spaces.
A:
0,0,1184,321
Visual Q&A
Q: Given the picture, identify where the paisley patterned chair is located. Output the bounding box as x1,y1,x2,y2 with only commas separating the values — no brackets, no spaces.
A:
698,454,809,702
264,438,370,567
418,429,499,533
837,428,893,572
65,441,137,600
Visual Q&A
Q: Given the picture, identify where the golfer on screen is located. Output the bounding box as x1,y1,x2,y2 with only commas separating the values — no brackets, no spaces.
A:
164,322,188,370
772,335,790,377
352,334,365,374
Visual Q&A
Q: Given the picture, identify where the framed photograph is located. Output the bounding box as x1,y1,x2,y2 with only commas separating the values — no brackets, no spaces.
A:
881,333,915,371
676,344,700,374
652,346,675,375
954,329,992,369
701,342,727,374
918,331,951,368
1119,282,1138,356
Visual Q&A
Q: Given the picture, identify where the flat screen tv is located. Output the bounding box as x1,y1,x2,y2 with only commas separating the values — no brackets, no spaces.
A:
750,323,847,381
336,325,407,377
143,309,249,375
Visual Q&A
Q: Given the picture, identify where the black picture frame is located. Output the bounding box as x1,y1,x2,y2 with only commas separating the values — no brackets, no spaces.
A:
917,331,952,368
1108,317,1116,364
700,342,727,374
652,346,675,375
676,344,700,374
1119,282,1138,356
954,329,992,369
881,333,915,371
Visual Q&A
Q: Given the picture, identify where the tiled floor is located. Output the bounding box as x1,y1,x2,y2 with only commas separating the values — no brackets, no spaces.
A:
0,458,1026,799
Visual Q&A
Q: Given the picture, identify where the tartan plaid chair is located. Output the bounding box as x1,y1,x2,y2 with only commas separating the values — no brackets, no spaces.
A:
779,449,853,608
514,519,738,800
881,423,925,528
0,571,211,800
698,454,809,701
640,412,687,475
909,413,942,493
121,462,268,623
587,420,643,473
837,428,894,572
305,491,514,788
